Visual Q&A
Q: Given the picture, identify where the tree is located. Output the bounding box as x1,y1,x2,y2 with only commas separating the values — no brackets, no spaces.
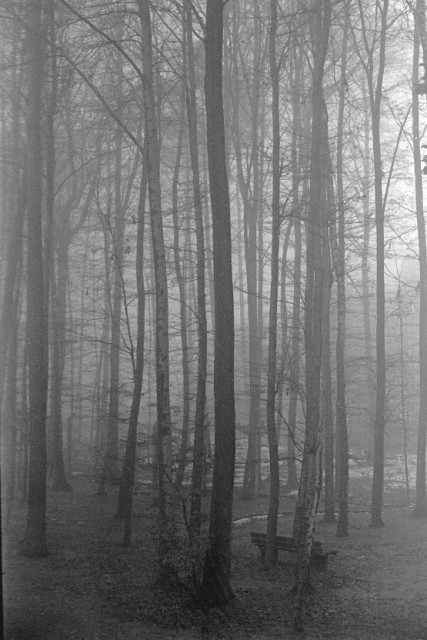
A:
412,0,427,518
137,0,173,570
264,0,281,568
184,0,208,544
334,0,350,537
201,0,236,607
293,0,332,631
21,0,49,557
354,0,389,528
115,169,147,546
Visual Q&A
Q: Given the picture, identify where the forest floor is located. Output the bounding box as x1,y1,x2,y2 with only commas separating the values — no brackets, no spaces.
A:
3,458,427,640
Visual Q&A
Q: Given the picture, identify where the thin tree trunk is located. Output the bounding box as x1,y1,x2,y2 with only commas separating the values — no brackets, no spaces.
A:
287,42,304,493
293,1,331,631
171,93,189,490
21,0,48,557
137,0,173,570
264,0,280,568
102,112,125,484
413,0,427,518
359,0,389,529
116,168,147,543
184,0,208,544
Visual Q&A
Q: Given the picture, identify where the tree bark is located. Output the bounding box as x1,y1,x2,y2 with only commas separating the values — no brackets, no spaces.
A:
264,0,281,568
116,169,147,544
184,0,208,545
413,0,427,518
21,0,48,557
137,0,173,569
293,0,331,630
201,0,236,607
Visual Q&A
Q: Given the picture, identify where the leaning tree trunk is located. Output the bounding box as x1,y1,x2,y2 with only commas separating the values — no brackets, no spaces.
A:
201,0,236,607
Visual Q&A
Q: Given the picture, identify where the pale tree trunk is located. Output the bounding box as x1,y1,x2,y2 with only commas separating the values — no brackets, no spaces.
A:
264,0,280,568
333,2,350,536
102,108,125,484
321,198,335,525
171,95,189,490
116,169,147,546
21,0,48,557
360,82,375,460
137,0,173,569
355,0,389,528
293,0,331,631
287,41,304,492
230,3,262,499
201,0,236,607
50,237,72,493
413,0,427,518
277,224,292,445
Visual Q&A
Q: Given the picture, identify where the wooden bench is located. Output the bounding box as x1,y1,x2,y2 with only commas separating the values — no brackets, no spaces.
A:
250,531,337,569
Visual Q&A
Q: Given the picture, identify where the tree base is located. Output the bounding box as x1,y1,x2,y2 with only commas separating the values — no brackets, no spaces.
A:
19,538,49,558
320,513,336,525
199,551,235,609
52,480,73,493
369,517,385,528
412,505,427,518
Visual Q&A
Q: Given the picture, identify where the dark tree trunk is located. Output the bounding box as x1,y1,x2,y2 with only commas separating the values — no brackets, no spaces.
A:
201,0,236,607
264,0,281,568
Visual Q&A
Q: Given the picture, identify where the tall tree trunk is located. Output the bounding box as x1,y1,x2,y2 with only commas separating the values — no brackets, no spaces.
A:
357,0,389,529
21,0,48,557
334,3,350,536
287,42,304,493
50,237,72,493
293,1,331,631
116,169,147,544
360,82,375,460
137,0,173,570
264,0,280,568
171,94,189,490
413,0,427,518
184,0,208,544
201,0,236,607
321,209,335,525
102,112,125,484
